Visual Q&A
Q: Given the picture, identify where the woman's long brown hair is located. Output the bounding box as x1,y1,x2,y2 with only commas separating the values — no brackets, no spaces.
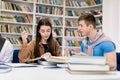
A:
34,18,56,59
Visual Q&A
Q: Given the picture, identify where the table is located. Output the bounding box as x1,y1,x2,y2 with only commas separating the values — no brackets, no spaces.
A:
0,63,120,80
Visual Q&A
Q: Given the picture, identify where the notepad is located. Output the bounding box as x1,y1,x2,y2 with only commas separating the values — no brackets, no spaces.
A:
0,65,12,73
4,63,38,68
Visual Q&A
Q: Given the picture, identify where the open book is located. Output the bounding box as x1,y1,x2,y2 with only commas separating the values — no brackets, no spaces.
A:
25,56,70,63
25,56,106,65
46,56,70,63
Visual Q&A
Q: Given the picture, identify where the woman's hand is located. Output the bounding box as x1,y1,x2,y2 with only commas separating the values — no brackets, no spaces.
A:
21,31,28,44
41,52,52,59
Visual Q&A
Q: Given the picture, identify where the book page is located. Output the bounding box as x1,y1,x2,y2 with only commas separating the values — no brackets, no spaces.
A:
46,56,70,63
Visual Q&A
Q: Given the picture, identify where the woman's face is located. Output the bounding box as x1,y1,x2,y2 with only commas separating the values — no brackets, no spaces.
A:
39,25,51,41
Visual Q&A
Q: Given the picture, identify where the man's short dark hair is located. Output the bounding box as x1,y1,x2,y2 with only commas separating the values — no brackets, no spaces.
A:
78,13,96,28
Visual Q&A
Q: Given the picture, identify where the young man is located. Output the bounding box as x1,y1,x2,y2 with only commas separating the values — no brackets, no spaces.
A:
72,13,116,71
0,36,13,63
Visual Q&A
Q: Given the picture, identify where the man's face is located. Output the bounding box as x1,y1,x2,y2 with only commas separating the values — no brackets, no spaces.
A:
78,20,91,36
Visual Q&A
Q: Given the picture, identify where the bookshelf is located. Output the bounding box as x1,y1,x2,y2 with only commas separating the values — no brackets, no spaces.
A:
0,0,34,49
0,0,102,55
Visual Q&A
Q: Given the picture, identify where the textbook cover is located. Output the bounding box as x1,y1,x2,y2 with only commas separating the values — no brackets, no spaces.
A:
69,56,106,65
67,63,109,72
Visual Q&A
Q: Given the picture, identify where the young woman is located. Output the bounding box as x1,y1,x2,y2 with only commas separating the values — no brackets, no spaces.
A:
18,18,61,63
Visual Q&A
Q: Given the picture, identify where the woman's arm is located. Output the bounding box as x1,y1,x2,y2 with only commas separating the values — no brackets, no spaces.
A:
18,31,35,63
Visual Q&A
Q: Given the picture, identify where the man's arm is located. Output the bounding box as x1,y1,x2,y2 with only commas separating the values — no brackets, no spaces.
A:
104,51,116,71
102,41,116,71
3,40,13,62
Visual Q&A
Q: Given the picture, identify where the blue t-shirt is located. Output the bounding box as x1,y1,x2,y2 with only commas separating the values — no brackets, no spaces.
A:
81,41,116,56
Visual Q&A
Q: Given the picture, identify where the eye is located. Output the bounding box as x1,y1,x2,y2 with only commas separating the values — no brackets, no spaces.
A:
78,24,83,27
40,30,45,33
47,29,51,32
81,25,84,27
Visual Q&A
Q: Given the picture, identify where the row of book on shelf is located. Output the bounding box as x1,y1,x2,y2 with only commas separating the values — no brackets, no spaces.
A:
0,24,32,34
65,10,102,17
2,0,63,7
4,0,101,7
6,37,22,45
0,14,64,26
0,14,101,27
36,0,63,5
2,1,32,12
36,6,62,15
2,0,62,14
0,14,102,27
0,24,63,36
0,14,33,23
65,29,80,37
66,0,102,7
65,40,81,47
2,0,102,17
2,0,102,16
36,17,63,26
0,36,62,46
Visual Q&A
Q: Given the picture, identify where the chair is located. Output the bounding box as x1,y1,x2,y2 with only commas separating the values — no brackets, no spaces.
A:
12,49,20,63
117,52,120,71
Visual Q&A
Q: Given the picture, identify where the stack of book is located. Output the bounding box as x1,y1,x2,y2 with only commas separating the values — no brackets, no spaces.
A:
30,56,110,74
66,56,110,74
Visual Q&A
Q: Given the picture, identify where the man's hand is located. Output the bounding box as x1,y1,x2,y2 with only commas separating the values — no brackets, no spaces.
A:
70,50,87,56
